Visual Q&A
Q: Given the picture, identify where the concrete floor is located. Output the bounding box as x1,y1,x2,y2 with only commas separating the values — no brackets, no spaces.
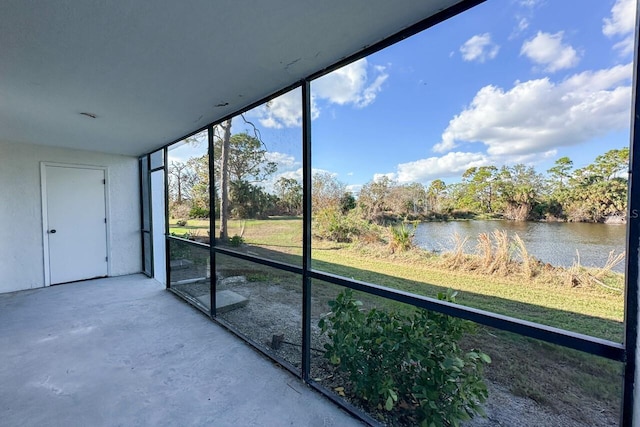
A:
0,275,363,427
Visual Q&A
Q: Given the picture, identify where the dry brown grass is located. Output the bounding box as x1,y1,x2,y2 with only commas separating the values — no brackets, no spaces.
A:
487,230,511,275
565,249,625,291
442,232,469,269
476,232,493,270
564,250,583,287
441,229,624,290
513,233,534,279
465,230,522,277
594,250,626,280
440,230,624,292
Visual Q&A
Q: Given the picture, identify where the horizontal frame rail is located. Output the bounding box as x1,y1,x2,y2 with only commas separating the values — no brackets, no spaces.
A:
311,270,625,362
213,246,304,275
167,235,211,250
197,241,625,362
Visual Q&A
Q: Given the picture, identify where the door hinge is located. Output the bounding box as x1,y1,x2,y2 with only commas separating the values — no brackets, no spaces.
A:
102,179,106,184
105,256,108,262
104,218,107,223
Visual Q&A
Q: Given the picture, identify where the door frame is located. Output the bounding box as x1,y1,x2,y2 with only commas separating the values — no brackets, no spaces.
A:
40,162,112,286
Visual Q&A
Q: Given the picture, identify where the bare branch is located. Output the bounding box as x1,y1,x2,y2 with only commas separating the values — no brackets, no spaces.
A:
240,113,267,150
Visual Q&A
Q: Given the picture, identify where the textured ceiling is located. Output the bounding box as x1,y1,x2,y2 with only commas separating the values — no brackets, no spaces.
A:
0,0,465,156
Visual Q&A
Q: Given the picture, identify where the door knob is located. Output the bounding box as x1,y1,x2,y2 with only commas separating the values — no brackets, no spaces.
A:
49,229,57,234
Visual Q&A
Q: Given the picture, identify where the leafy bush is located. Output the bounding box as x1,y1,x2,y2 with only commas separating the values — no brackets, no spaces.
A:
229,235,244,247
176,219,188,227
189,206,210,218
313,207,370,242
389,222,415,252
318,289,490,426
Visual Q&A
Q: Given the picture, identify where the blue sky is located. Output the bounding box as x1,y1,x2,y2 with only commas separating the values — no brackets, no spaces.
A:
171,0,636,194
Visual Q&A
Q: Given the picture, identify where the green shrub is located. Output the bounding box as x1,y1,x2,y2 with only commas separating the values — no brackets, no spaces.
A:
189,206,210,218
389,222,415,252
313,207,370,242
318,289,490,426
229,235,244,247
176,219,188,227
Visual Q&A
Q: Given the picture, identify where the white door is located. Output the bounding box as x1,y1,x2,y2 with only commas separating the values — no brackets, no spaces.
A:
44,165,108,284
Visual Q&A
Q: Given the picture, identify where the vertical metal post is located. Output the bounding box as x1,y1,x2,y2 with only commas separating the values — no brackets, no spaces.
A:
208,126,217,318
623,8,640,425
146,155,155,279
164,147,171,290
302,81,312,381
138,158,143,274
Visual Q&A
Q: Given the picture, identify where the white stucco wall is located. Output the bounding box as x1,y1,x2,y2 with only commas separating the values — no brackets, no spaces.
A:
0,140,141,293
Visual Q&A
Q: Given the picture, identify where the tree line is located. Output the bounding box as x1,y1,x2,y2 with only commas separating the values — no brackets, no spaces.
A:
310,147,628,225
442,148,628,223
168,135,629,239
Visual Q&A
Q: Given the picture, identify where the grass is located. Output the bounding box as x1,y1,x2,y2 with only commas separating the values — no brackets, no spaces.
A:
169,218,210,238
319,252,620,330
171,216,625,421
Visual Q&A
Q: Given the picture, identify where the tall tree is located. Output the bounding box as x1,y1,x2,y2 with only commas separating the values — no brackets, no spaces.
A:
168,160,195,204
312,172,346,213
590,147,629,181
547,156,573,191
459,166,497,213
397,182,427,215
275,177,303,215
218,119,232,240
427,179,447,213
497,164,543,221
186,154,209,215
564,148,629,222
230,180,276,219
214,126,279,227
359,176,394,223
217,133,277,184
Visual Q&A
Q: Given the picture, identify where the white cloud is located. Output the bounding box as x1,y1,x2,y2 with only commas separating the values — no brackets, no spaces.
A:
394,152,489,183
313,58,389,108
433,63,632,156
380,149,559,185
312,168,338,178
257,153,302,193
603,0,636,56
460,33,500,63
612,36,635,56
264,151,299,169
255,59,388,128
346,184,362,194
603,0,636,37
250,90,319,129
373,172,397,182
519,0,542,7
273,168,302,183
516,17,529,33
521,31,580,72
